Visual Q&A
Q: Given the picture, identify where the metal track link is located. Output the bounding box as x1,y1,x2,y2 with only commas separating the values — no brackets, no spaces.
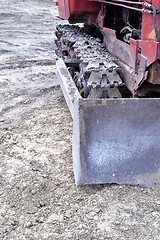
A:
55,24,123,99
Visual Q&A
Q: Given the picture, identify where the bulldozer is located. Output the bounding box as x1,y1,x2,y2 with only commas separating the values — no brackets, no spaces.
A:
55,0,160,187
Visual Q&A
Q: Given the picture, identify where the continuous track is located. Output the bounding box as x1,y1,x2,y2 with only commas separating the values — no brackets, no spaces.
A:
55,24,126,99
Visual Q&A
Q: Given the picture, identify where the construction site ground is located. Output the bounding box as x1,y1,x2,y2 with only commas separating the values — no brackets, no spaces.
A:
0,0,160,239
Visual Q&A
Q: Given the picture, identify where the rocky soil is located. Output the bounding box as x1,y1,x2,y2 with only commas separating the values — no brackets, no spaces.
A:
0,0,160,239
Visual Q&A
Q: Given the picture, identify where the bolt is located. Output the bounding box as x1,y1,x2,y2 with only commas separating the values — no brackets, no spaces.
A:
137,59,140,65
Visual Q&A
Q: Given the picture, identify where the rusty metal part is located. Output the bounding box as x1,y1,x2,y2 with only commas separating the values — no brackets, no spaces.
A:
147,60,160,85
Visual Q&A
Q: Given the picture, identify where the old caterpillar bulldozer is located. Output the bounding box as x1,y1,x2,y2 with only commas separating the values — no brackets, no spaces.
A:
55,0,160,187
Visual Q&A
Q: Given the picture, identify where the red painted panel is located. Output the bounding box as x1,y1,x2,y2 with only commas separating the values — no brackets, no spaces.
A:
139,40,158,66
69,0,99,15
141,0,160,41
58,0,100,20
103,28,138,69
58,0,70,19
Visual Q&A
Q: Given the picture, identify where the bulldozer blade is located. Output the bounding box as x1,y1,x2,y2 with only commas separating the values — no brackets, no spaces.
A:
56,59,160,188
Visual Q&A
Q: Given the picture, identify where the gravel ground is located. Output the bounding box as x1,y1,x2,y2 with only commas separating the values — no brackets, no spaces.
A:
0,0,160,239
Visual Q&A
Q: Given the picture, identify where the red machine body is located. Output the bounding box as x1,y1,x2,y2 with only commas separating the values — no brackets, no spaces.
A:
56,0,160,187
57,0,160,96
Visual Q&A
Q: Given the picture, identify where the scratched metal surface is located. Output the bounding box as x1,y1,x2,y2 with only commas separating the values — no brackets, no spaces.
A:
73,98,160,187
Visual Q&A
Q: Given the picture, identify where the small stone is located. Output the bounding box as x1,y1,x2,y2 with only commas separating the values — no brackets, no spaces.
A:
156,200,160,205
26,221,33,228
151,212,158,217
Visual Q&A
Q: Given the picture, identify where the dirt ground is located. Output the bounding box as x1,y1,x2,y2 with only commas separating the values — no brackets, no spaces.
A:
0,0,160,239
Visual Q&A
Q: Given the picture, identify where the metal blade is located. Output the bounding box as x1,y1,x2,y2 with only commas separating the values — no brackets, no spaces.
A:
56,59,160,188
73,98,160,187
